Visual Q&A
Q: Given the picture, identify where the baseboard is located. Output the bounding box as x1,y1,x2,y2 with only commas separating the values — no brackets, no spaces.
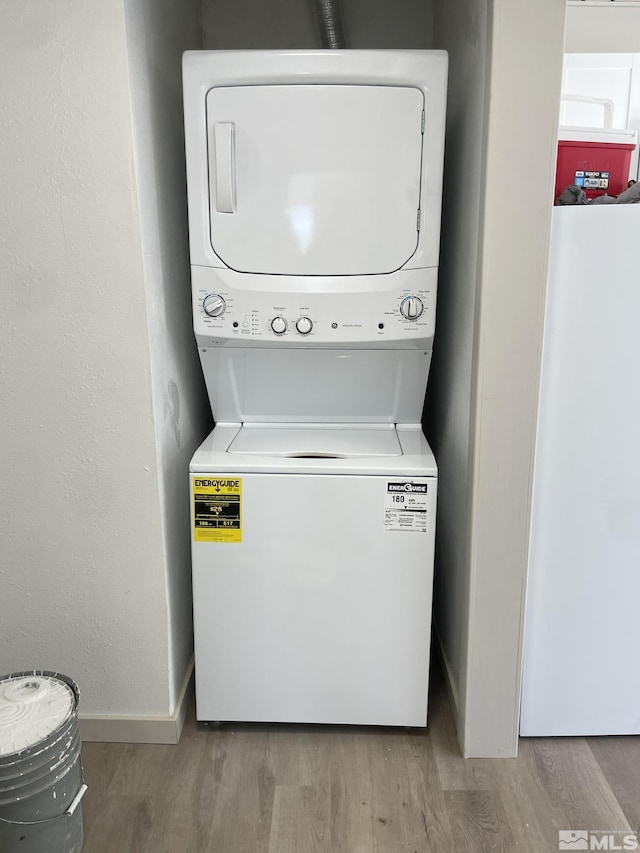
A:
173,657,194,741
79,658,194,745
433,625,460,724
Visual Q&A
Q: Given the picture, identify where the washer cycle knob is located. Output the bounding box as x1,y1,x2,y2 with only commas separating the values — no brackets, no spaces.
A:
296,317,313,335
400,296,424,320
271,316,287,335
203,294,226,318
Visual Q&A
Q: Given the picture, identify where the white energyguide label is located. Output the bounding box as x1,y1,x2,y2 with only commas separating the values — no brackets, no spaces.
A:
384,481,428,533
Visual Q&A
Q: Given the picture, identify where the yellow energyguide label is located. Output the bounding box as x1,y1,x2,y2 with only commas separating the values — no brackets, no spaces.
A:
192,477,242,543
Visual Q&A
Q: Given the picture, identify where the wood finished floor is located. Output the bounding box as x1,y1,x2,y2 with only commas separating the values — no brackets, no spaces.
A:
81,666,640,852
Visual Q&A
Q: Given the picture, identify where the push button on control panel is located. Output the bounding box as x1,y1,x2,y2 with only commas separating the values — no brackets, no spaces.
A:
296,317,313,335
270,316,287,335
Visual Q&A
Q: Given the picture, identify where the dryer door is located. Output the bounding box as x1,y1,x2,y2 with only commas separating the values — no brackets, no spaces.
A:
206,85,424,276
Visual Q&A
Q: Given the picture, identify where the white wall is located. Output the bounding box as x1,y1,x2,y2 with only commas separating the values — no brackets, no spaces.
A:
123,0,210,713
202,0,432,49
463,0,566,756
0,1,170,715
428,0,490,736
431,0,567,758
565,5,640,53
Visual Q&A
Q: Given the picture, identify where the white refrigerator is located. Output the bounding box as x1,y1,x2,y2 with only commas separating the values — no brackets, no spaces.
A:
520,204,640,736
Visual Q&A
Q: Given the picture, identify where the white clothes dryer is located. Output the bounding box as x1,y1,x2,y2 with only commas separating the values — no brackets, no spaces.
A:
183,50,447,726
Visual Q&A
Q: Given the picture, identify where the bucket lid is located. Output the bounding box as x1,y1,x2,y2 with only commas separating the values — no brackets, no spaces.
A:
0,674,75,757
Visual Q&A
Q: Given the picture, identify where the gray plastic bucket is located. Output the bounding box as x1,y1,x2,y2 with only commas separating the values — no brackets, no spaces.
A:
0,671,86,853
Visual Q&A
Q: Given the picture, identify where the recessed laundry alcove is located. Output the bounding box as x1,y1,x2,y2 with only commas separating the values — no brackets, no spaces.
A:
123,0,483,742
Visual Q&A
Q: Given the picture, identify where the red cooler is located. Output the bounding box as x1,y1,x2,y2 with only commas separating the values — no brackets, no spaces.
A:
556,127,637,200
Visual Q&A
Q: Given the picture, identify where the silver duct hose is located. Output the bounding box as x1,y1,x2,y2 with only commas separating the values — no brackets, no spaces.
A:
312,0,348,49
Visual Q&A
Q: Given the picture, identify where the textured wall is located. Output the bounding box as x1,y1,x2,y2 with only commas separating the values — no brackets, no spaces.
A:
203,0,433,49
124,0,209,713
0,1,170,715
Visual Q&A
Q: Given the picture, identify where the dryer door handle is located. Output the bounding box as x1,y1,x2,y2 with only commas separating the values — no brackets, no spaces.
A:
212,122,236,214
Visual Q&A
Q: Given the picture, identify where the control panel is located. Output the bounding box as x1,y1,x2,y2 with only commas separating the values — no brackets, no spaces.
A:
191,266,437,348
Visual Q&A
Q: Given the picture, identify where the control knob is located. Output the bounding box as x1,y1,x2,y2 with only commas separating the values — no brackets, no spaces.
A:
203,293,226,318
271,316,287,335
296,317,313,335
400,296,424,320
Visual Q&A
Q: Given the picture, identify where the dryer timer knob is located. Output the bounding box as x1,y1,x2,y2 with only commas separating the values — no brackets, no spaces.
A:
400,296,424,320
203,294,226,318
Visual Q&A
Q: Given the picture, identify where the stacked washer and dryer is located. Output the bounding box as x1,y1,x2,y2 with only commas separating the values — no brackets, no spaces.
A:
183,50,447,727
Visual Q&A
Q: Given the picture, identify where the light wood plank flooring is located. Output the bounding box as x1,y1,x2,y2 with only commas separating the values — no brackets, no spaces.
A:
81,666,640,852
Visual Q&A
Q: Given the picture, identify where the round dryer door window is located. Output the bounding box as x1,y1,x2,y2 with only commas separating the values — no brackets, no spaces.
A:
205,84,424,276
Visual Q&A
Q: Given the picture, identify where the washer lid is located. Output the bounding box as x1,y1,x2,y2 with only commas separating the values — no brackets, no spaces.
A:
227,424,402,458
206,84,424,276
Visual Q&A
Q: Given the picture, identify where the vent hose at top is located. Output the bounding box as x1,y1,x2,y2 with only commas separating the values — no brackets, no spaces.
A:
312,0,348,48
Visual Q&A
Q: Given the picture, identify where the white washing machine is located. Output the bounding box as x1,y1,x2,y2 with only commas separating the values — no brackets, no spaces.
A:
183,50,447,726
